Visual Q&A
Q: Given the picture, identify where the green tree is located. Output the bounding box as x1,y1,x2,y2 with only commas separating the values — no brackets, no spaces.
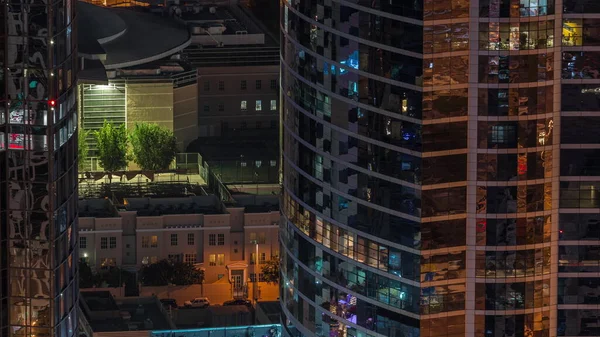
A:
261,256,280,285
97,267,132,288
95,121,128,179
129,123,177,171
171,262,204,285
78,128,90,171
79,260,97,288
139,259,174,286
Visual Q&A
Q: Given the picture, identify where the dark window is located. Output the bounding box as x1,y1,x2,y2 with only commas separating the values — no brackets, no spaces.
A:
203,81,210,91
255,80,262,89
241,80,247,90
218,103,224,111
561,117,600,143
422,154,466,184
270,79,277,89
422,122,468,152
218,81,225,91
562,85,600,111
564,0,600,13
560,149,600,176
421,187,466,217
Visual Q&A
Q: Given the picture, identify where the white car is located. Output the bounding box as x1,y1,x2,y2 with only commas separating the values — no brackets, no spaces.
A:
184,297,210,308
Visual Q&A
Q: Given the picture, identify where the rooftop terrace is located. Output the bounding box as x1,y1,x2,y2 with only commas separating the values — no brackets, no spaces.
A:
79,199,120,218
124,195,223,216
231,195,279,213
81,291,173,332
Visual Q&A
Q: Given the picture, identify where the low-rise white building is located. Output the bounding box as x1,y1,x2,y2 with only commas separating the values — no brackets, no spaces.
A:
78,195,279,285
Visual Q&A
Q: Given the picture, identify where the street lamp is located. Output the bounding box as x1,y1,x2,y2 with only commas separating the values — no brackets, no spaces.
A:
250,239,259,303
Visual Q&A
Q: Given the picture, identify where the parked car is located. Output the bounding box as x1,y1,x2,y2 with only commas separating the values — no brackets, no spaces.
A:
160,298,178,310
184,297,210,308
223,299,252,307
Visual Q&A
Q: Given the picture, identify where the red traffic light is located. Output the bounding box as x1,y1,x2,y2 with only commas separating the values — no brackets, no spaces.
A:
48,99,56,107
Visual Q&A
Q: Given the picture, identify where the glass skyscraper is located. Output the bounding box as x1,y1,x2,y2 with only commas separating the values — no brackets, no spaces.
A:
0,0,79,336
280,0,600,336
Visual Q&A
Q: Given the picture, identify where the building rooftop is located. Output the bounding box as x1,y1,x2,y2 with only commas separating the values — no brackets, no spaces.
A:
124,195,224,216
78,1,191,73
231,195,279,213
81,292,173,332
79,199,120,218
256,301,282,324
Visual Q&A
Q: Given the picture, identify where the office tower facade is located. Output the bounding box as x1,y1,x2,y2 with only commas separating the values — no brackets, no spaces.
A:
1,0,79,336
280,0,600,336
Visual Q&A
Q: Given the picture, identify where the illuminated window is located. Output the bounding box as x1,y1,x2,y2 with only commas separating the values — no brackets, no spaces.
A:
217,254,225,265
209,254,216,266
250,232,257,241
563,19,583,46
250,253,257,265
241,100,247,111
491,125,517,145
101,258,116,269
141,256,158,265
258,232,266,244
150,236,158,248
256,100,262,111
270,100,277,110
259,253,266,264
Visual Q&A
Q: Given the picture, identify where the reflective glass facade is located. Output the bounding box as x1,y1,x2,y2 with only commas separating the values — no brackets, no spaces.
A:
0,0,79,336
281,0,600,336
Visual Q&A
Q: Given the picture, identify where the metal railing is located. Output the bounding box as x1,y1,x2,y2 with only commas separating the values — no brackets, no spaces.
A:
171,70,197,88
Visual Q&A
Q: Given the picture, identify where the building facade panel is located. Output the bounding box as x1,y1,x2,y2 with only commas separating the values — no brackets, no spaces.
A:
1,0,79,336
278,0,591,336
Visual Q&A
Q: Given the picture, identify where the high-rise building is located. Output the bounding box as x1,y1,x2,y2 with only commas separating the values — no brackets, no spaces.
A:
0,0,79,336
280,1,600,336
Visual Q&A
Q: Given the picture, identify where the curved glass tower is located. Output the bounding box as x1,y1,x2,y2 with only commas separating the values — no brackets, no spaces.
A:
278,0,600,336
1,0,79,336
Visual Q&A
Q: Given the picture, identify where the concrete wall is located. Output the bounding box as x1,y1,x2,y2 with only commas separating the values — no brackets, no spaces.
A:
173,83,199,151
126,82,174,131
197,65,279,137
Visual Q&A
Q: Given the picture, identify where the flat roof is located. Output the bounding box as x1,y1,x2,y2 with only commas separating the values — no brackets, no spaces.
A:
78,2,191,70
125,195,223,216
81,292,172,332
79,199,119,218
